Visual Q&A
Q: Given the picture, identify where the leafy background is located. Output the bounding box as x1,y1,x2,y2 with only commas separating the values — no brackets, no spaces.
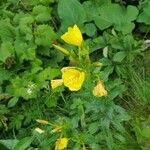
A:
0,0,150,149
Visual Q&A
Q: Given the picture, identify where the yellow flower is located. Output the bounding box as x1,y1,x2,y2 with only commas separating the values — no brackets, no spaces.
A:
51,79,63,89
62,68,85,91
55,138,69,150
93,81,107,97
61,24,83,47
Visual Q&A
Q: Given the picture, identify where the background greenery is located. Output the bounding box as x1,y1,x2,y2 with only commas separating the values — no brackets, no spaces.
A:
0,0,150,149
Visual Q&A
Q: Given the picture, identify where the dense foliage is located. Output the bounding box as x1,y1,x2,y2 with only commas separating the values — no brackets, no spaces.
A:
0,0,150,149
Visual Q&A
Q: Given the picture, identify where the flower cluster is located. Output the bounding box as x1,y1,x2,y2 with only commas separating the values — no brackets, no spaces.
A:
52,24,107,97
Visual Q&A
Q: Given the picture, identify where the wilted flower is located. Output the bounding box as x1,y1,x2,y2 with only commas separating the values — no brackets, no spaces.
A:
61,24,83,47
36,119,49,125
55,138,69,150
51,79,63,89
62,68,85,91
51,127,62,133
93,81,107,97
35,128,45,134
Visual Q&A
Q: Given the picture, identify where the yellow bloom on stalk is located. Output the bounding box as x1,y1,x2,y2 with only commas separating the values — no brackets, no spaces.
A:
61,24,83,47
93,81,107,97
62,68,85,91
55,138,69,150
51,79,63,89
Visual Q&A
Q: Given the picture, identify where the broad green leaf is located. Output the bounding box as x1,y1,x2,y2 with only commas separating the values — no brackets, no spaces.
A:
13,137,33,150
137,5,150,25
113,51,126,62
35,25,57,46
58,0,86,31
94,4,139,34
83,1,99,22
0,139,19,150
83,0,111,21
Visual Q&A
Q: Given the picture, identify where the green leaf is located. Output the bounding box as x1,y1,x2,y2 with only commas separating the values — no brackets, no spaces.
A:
113,51,126,62
83,1,99,22
0,18,15,42
83,0,111,21
8,97,19,108
13,137,33,150
0,68,12,85
0,42,14,62
19,15,34,41
24,0,54,6
0,139,19,150
35,25,57,46
36,67,60,84
94,4,139,34
137,5,150,25
84,23,97,37
32,5,51,22
14,40,36,62
0,105,9,114
88,122,99,134
6,77,39,100
58,0,86,31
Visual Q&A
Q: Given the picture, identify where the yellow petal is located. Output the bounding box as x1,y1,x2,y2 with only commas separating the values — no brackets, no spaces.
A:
62,68,85,91
55,138,69,150
61,66,75,73
93,81,107,97
61,24,83,47
51,79,63,89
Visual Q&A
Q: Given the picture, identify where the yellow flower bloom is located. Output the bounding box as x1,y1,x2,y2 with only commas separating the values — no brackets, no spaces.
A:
61,24,83,47
55,138,69,150
51,79,63,89
62,68,85,91
93,81,107,97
